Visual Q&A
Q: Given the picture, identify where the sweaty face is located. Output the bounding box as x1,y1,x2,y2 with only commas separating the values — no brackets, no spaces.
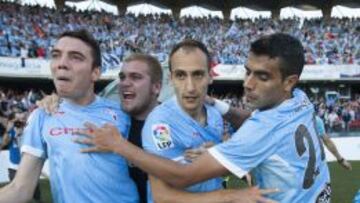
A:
170,48,212,116
243,52,294,111
118,60,160,117
50,37,100,103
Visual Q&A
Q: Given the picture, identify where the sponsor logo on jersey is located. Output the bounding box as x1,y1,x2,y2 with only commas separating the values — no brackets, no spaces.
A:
54,111,65,115
49,127,85,136
151,124,174,150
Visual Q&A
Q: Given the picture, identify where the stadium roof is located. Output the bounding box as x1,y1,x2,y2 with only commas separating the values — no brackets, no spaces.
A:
66,0,360,11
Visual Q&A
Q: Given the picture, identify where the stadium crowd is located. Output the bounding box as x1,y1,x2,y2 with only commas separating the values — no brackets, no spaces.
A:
0,1,359,71
213,92,360,133
0,88,44,140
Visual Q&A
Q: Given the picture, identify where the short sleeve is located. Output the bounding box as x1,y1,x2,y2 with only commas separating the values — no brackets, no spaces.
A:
21,109,48,159
208,118,279,178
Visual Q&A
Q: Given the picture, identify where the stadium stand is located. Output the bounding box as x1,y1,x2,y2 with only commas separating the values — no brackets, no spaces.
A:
0,1,359,73
0,1,359,202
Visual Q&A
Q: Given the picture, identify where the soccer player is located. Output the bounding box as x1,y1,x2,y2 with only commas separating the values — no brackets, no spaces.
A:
75,33,331,202
119,54,162,203
0,29,139,203
315,116,352,170
139,40,226,202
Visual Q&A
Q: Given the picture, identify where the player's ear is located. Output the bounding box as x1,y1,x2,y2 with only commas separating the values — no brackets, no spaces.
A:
92,66,101,82
283,74,298,92
152,81,162,96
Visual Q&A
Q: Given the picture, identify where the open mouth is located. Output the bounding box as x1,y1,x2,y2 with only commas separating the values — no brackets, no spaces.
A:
122,91,136,100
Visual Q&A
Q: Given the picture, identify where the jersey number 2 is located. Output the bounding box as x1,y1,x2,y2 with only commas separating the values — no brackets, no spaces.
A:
295,124,317,189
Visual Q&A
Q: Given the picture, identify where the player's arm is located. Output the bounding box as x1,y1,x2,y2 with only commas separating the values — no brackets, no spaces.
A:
321,134,352,170
74,124,228,188
0,153,44,203
210,98,251,129
223,106,251,129
150,176,277,203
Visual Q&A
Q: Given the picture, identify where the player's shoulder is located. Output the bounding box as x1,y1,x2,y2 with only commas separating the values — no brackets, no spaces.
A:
95,96,130,119
248,109,281,127
205,103,222,118
146,99,174,121
96,96,121,110
27,107,48,122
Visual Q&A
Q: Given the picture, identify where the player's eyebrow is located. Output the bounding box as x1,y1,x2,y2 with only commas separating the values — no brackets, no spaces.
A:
50,49,86,58
244,65,270,76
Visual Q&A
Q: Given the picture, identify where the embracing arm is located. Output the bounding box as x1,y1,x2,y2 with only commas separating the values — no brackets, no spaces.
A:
223,107,251,129
150,176,277,203
0,153,44,203
112,137,227,188
75,123,228,188
211,98,250,129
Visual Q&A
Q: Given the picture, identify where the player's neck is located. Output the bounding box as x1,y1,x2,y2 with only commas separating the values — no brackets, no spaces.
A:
68,92,96,106
187,106,207,126
132,99,159,121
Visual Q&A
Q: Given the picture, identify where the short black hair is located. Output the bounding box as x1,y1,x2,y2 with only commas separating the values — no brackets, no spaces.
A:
250,33,305,79
168,39,211,71
58,29,101,69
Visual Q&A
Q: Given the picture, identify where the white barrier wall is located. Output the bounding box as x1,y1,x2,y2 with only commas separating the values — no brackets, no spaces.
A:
0,137,359,184
324,137,360,161
1,56,360,81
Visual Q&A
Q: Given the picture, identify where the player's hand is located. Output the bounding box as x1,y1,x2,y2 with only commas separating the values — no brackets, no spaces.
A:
228,187,279,203
184,142,214,162
73,122,124,153
339,159,352,170
36,93,59,115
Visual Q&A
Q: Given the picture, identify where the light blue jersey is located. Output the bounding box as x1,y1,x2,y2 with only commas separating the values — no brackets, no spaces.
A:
142,97,224,203
209,89,331,203
315,116,326,137
21,96,139,203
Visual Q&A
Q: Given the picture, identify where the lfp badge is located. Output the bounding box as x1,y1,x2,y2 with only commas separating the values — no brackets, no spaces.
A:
151,124,174,150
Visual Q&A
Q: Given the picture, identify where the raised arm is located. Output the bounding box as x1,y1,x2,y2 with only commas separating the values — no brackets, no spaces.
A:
210,97,251,129
0,153,44,203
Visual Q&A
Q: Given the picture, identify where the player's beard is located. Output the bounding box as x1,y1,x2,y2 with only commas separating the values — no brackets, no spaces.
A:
242,96,256,111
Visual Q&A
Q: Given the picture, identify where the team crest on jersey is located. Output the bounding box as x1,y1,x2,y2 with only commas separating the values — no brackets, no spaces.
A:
151,124,174,150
